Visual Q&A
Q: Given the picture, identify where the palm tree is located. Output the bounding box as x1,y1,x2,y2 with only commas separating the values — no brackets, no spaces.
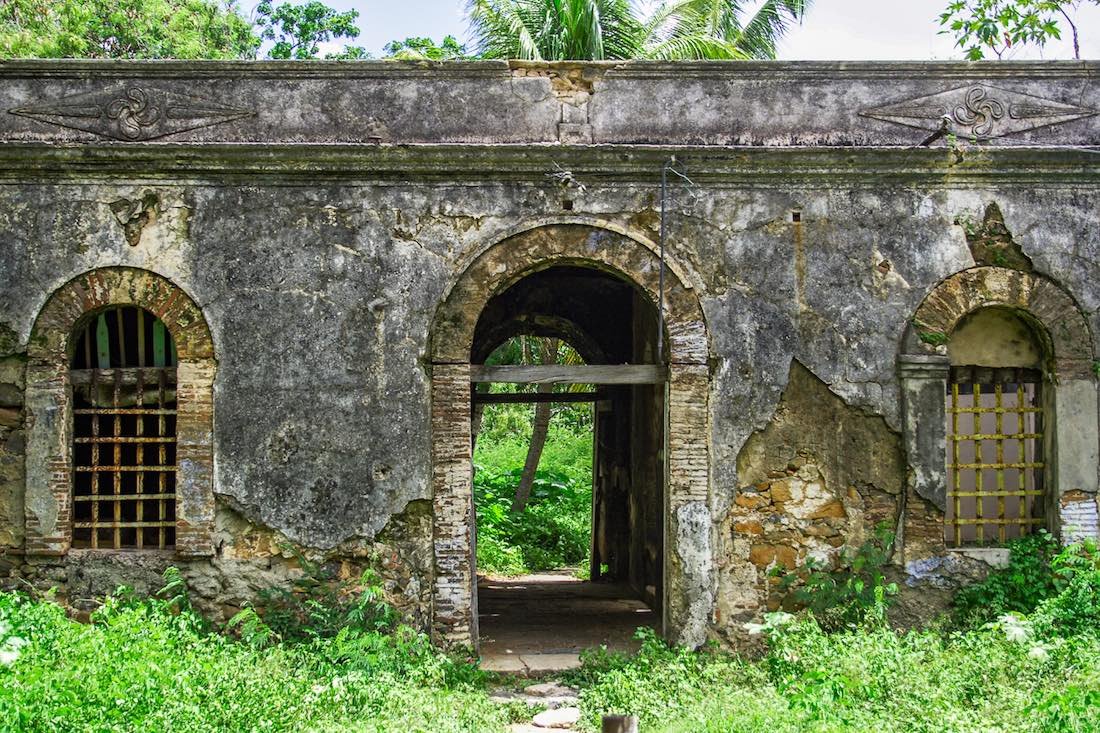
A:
468,0,642,60
644,0,812,60
467,0,811,61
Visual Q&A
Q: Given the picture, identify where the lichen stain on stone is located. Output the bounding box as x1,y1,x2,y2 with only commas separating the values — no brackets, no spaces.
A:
0,323,19,357
957,203,1034,272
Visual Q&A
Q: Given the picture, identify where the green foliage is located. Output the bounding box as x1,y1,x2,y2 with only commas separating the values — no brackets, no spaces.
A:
777,524,899,632
1032,538,1100,636
474,462,592,574
919,330,950,346
938,0,1097,60
570,619,1100,732
5,561,1100,732
474,399,593,575
255,0,361,59
570,627,760,729
0,573,507,732
231,547,397,643
0,0,260,59
953,530,1060,627
384,35,469,60
467,0,812,61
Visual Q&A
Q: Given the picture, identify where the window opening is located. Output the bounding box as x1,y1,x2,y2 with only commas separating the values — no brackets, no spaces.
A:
70,306,178,549
945,366,1044,546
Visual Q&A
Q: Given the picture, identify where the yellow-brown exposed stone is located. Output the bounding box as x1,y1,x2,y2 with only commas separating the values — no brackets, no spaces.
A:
809,501,847,519
749,543,798,569
735,493,769,510
770,481,793,502
734,520,764,535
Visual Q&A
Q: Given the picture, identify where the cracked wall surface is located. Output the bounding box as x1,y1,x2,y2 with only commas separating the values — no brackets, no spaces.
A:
717,360,903,632
0,60,1098,640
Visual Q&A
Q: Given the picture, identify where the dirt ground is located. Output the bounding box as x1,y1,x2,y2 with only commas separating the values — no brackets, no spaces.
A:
478,571,657,673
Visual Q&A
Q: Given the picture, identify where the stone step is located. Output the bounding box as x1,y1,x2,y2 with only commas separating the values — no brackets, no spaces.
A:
532,706,581,728
481,652,582,676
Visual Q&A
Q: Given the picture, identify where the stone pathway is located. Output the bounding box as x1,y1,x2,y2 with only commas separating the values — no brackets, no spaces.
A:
490,681,582,731
481,651,582,675
479,573,655,730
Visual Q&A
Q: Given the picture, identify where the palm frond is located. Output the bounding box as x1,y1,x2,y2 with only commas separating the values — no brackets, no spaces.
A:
736,0,810,59
468,0,545,59
645,33,748,60
468,0,806,61
469,0,640,60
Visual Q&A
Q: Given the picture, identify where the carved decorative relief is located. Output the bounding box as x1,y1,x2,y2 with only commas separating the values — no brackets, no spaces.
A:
860,84,1096,139
10,86,253,141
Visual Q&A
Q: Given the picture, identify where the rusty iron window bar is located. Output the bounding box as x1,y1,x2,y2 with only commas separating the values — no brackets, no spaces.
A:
945,366,1044,547
70,306,178,550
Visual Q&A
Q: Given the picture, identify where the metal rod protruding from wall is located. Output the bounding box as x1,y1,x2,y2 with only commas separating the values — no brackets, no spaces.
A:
658,156,675,366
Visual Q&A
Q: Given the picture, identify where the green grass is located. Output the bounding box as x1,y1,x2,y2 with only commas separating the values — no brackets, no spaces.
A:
2,556,1099,733
570,620,1100,733
0,589,517,733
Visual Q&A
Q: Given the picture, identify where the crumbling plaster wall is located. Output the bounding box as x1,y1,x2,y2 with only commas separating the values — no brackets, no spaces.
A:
0,61,1098,636
3,179,1096,622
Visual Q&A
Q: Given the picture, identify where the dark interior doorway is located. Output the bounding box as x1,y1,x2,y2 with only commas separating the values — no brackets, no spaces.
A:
469,265,666,669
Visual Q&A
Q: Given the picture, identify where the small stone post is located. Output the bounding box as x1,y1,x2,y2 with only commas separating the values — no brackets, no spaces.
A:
602,715,639,733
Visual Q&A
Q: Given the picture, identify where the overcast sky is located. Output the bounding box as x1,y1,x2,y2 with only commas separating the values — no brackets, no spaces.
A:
298,0,1100,60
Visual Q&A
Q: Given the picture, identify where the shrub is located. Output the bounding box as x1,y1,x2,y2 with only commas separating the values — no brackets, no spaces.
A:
1032,538,1100,636
228,548,397,645
776,523,898,632
952,530,1060,628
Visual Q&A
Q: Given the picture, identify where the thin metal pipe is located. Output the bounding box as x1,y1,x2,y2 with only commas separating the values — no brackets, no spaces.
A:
658,157,695,365
659,158,671,366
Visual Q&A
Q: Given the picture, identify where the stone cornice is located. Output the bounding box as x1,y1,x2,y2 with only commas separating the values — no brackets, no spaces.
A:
1,61,1097,147
0,59,1096,80
0,143,1095,186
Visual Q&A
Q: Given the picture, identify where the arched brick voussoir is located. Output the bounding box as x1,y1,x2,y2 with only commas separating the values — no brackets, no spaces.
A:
430,223,709,365
907,266,1093,378
28,267,215,364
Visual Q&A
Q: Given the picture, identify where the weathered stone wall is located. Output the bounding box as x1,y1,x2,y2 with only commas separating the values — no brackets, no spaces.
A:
0,60,1097,642
3,498,432,626
717,360,903,630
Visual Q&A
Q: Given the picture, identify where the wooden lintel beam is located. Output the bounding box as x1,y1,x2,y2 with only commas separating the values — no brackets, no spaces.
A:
473,391,606,404
469,365,667,385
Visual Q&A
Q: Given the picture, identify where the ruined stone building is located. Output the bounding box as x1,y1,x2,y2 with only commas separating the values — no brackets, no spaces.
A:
0,60,1097,650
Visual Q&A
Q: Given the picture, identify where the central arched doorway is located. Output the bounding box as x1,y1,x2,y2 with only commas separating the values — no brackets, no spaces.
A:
429,223,712,655
471,264,665,667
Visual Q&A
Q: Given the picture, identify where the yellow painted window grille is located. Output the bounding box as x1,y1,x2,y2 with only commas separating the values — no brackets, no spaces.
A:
945,366,1044,547
70,307,178,550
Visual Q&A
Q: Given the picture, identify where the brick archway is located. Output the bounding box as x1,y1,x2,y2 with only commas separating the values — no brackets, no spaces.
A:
428,223,713,648
904,266,1093,379
25,267,216,556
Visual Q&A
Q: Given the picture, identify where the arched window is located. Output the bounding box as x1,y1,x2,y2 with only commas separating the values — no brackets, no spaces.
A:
945,307,1046,546
70,307,179,549
25,268,216,557
899,267,1098,557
